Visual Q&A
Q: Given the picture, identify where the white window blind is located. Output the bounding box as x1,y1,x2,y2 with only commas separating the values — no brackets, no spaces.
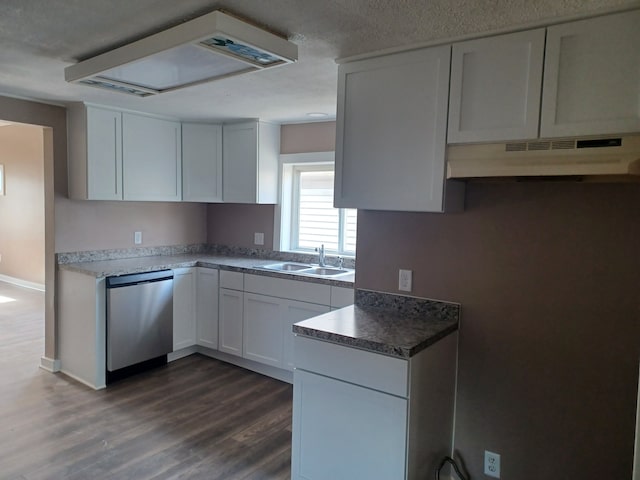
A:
289,165,356,255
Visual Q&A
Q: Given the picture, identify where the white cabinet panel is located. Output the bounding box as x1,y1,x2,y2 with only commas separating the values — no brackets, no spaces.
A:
222,121,279,204
330,286,354,309
448,29,545,143
67,104,123,201
283,301,330,371
182,123,223,202
196,267,219,350
292,369,407,480
122,113,182,201
541,10,640,137
220,270,244,290
173,268,196,351
219,288,243,357
335,46,456,212
243,293,284,368
244,273,331,305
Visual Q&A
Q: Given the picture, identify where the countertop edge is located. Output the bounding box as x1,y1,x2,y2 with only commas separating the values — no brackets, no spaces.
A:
58,256,355,288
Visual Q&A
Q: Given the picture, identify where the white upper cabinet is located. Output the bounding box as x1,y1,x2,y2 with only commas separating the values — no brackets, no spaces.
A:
222,121,279,204
182,123,223,202
122,113,182,202
541,10,640,138
335,46,461,212
68,104,123,200
448,29,545,143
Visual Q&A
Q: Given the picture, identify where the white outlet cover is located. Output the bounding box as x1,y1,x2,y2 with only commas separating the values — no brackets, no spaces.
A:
484,450,500,478
254,232,265,245
134,231,142,245
398,269,412,292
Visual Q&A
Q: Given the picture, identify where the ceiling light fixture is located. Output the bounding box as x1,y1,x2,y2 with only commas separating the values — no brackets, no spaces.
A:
306,112,329,118
64,10,298,97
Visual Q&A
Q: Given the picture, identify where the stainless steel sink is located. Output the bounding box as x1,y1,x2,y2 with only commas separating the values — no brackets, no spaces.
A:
300,267,351,276
255,263,352,277
259,262,312,272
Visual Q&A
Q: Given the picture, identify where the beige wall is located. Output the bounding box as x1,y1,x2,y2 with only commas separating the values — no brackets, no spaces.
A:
280,121,336,154
0,124,45,285
356,182,640,479
56,199,207,252
207,203,275,249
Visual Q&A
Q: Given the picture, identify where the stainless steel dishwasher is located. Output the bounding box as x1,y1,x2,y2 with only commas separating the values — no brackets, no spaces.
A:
106,270,173,382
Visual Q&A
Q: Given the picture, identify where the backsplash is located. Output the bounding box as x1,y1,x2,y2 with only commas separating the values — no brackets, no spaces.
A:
355,288,460,322
57,243,356,269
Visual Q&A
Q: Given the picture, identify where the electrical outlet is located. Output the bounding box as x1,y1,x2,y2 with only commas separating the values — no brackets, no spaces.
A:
254,232,265,246
484,451,500,478
398,269,412,292
134,231,142,245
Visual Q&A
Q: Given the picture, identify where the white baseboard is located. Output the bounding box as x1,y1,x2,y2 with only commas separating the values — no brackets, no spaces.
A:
60,368,105,390
39,356,60,372
0,274,45,291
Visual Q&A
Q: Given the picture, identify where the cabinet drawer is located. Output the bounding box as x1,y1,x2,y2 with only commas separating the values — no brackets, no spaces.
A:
220,270,243,290
294,335,408,397
244,274,331,305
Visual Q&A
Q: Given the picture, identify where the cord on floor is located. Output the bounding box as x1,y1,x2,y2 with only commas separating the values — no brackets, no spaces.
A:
435,456,470,480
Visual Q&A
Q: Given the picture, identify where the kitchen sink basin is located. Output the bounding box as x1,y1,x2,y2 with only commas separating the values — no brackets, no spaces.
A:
255,263,353,277
300,267,351,276
259,262,312,272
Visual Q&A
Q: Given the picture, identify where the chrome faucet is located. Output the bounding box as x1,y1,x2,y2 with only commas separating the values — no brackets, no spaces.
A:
315,244,326,267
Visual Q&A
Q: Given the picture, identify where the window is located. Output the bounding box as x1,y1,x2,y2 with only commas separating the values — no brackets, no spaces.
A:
279,153,356,256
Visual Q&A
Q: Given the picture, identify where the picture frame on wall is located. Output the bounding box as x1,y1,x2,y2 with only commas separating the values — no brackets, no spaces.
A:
0,164,4,195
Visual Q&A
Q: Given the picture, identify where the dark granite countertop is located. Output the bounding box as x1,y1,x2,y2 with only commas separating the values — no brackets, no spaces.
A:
293,290,459,359
58,254,355,287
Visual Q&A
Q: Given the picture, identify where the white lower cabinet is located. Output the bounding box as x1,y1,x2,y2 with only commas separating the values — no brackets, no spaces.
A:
244,293,332,371
243,293,285,367
292,332,458,479
173,268,196,351
219,288,244,357
293,369,407,480
282,300,330,371
196,268,219,349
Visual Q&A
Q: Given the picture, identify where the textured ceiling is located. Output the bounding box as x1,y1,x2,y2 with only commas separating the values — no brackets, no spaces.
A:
0,0,637,123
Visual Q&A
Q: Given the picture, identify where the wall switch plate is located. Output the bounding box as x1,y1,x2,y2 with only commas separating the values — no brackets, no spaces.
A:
398,269,412,292
484,451,500,478
134,231,142,245
254,232,265,246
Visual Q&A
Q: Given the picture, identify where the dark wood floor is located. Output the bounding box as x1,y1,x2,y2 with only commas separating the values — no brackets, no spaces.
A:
0,281,293,480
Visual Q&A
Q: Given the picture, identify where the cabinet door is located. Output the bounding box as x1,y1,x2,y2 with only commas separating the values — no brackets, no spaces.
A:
243,292,284,368
448,29,545,143
196,268,219,350
335,46,451,212
292,370,408,480
182,123,223,202
173,268,196,351
122,113,182,201
223,122,258,203
283,300,330,371
219,288,243,357
541,10,640,137
86,106,123,200
222,121,279,204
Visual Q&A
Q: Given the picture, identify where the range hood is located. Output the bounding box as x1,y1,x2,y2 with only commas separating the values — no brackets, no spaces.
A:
447,135,640,179
64,10,298,97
